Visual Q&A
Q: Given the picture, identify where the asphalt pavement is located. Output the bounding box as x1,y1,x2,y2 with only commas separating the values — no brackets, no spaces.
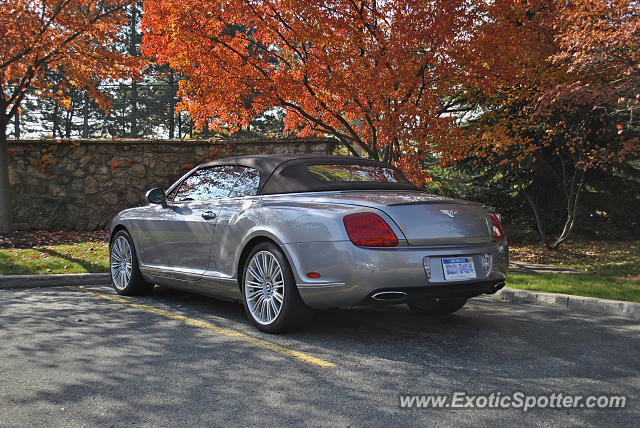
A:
1,285,638,427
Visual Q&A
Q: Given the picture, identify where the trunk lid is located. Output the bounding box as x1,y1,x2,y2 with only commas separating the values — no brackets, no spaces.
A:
381,200,492,246
305,191,492,246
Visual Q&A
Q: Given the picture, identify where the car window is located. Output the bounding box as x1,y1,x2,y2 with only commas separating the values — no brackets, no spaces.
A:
228,167,261,198
307,164,408,183
174,166,259,201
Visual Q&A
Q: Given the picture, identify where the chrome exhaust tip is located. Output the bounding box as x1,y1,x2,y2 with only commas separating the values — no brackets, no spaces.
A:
371,291,408,302
489,282,505,293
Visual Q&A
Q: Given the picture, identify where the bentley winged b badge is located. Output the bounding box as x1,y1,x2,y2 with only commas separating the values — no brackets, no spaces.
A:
440,209,457,218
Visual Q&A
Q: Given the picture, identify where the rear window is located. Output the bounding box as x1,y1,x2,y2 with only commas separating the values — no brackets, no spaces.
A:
307,164,408,183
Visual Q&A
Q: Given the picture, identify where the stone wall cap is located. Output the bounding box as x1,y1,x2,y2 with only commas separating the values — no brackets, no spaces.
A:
7,137,339,146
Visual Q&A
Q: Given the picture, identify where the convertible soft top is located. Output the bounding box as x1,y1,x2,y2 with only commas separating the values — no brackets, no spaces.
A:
197,154,420,194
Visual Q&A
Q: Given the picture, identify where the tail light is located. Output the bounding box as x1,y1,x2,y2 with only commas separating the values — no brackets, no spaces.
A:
343,213,399,247
489,213,505,243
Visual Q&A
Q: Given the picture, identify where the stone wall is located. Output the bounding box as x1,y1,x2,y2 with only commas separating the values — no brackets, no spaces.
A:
7,138,337,230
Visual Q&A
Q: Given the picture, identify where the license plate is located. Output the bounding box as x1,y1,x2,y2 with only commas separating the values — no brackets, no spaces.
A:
442,257,476,280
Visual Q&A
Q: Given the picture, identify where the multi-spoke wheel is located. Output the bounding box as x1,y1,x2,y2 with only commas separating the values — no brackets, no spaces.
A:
109,230,153,295
245,251,285,325
242,242,311,333
111,236,133,291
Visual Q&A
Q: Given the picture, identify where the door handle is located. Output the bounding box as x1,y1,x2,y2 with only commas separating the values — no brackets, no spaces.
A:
201,211,217,220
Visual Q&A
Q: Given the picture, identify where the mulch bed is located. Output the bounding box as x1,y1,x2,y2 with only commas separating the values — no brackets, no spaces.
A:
508,244,588,265
0,230,109,249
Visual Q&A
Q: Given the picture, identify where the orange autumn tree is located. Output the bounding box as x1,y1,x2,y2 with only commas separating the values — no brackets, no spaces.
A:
0,0,142,233
550,0,640,149
141,0,492,177
441,0,639,248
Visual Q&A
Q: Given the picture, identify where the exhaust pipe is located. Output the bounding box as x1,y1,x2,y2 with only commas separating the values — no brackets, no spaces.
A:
371,291,407,302
488,282,505,294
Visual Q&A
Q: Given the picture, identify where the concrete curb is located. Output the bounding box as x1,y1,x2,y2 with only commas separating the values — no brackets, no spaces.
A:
491,287,640,321
0,273,110,289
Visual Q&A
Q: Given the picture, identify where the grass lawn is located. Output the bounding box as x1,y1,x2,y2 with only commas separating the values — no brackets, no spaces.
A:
1,231,638,303
507,240,640,303
0,230,109,275
0,242,109,275
507,273,640,303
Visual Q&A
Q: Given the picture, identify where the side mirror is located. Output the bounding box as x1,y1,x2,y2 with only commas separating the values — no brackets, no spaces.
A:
146,188,167,207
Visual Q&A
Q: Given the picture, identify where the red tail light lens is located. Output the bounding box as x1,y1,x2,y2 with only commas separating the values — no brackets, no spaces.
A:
343,213,399,247
489,213,505,243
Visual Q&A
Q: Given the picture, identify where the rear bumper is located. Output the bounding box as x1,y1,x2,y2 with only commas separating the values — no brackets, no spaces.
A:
360,280,505,305
283,241,508,309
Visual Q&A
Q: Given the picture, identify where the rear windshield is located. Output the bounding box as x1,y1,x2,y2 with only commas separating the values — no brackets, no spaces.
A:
307,164,408,183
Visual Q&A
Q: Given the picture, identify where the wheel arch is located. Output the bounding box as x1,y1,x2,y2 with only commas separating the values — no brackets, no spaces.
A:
110,224,128,243
109,224,145,267
236,235,293,292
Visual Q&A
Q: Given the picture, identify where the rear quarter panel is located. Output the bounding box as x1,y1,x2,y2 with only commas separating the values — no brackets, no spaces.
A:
210,194,403,281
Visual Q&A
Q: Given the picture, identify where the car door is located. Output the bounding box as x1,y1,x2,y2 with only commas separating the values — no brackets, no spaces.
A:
140,166,242,280
205,166,261,279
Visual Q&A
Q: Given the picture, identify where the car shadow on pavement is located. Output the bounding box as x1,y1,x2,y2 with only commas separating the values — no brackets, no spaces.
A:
143,285,639,385
1,286,637,426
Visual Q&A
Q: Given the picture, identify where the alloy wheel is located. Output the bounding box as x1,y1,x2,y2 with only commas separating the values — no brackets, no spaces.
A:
244,250,285,325
111,236,133,290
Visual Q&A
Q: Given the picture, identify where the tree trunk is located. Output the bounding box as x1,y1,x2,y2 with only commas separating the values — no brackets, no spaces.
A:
65,107,74,139
516,164,585,250
129,4,139,139
130,82,138,138
120,105,126,137
515,166,553,248
0,120,13,233
168,72,175,139
82,92,89,138
14,112,20,139
547,169,585,250
177,111,182,139
52,103,59,138
523,192,551,247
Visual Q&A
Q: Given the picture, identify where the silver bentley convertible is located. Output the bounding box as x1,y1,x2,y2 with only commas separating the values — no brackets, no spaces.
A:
109,154,508,333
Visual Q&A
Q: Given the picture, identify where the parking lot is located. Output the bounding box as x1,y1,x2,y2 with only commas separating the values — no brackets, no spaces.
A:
1,285,638,426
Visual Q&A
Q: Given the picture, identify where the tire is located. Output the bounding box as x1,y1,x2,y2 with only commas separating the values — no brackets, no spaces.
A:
408,298,468,316
109,230,154,296
241,242,312,333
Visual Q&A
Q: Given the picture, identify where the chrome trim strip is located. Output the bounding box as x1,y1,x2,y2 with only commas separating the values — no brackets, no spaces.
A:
296,282,346,288
201,275,237,283
140,266,202,280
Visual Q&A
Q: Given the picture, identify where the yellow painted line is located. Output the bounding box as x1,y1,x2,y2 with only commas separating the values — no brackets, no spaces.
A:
68,286,335,368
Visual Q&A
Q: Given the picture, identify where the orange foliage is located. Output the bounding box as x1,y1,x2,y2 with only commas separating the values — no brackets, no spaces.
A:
141,0,637,180
0,0,142,131
442,0,639,168
551,0,639,97
141,0,500,182
549,0,640,158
